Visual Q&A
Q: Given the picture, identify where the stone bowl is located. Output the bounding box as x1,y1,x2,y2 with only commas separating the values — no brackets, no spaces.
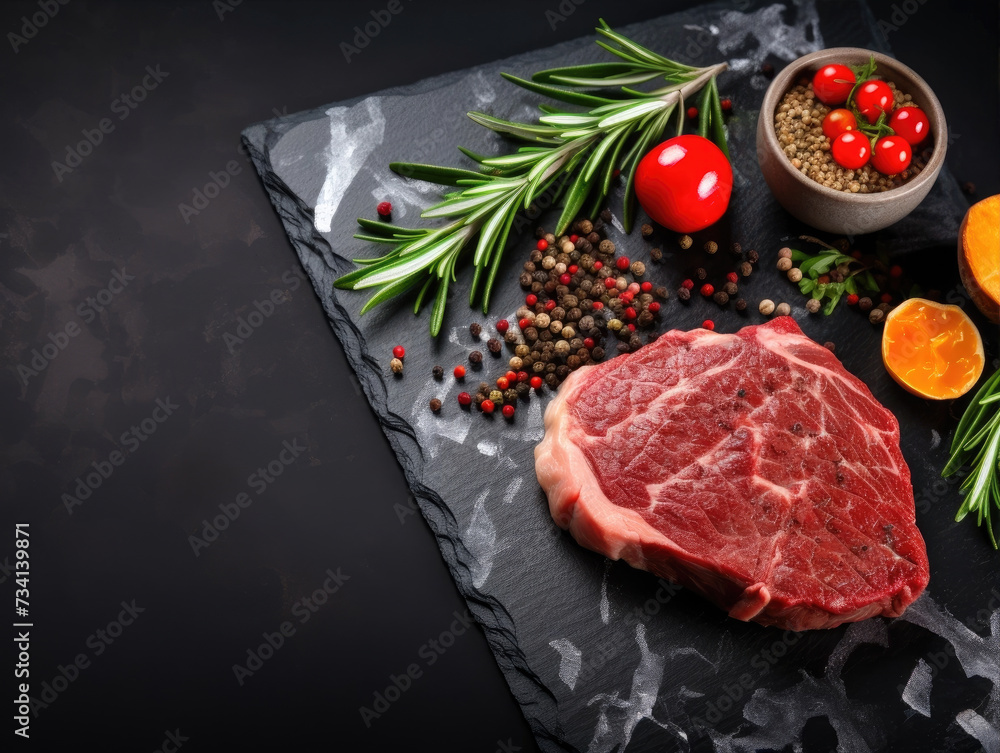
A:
756,47,947,235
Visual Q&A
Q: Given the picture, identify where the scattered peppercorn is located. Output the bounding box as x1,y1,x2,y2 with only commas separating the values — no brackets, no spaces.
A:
723,282,739,297
432,365,444,379
746,249,759,264
502,404,515,418
695,267,708,280
778,247,792,259
702,320,715,331
481,399,495,414
457,392,472,406
704,241,718,255
470,322,482,338
687,106,698,119
806,298,822,314
720,98,732,112
377,201,392,217
677,287,691,301
487,338,502,354
390,358,403,374
469,350,483,365
787,268,803,282
641,223,654,238
429,398,442,412
713,291,730,306
735,298,747,312
454,365,466,379
700,283,715,297
858,297,873,312
777,257,793,272
392,345,405,359
739,262,753,277
730,242,742,256
759,299,776,315
678,234,693,249
823,342,836,353
650,248,662,262
775,302,791,317
630,261,646,277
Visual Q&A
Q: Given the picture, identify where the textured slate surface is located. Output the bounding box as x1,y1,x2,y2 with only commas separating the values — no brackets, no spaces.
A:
243,2,1000,750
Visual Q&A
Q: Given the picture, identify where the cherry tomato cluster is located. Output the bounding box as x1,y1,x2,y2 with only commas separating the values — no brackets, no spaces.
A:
811,63,930,176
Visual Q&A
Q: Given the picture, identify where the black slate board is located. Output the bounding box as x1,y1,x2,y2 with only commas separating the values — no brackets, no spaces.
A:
242,2,1000,750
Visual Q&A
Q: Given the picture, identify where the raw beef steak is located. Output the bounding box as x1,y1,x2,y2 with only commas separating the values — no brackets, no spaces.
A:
535,317,929,630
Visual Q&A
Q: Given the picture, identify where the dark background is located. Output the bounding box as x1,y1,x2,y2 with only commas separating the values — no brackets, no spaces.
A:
1,1,997,751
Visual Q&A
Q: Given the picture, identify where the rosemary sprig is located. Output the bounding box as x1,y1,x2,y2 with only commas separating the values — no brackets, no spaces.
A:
334,19,729,336
943,368,1000,548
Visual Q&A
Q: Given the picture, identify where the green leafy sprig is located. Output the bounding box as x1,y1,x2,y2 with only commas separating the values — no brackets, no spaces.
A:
943,368,1000,548
845,56,896,147
334,20,729,336
789,236,879,314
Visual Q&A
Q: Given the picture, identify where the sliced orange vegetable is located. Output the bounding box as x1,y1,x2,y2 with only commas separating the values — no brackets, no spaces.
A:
958,194,999,324
882,298,985,400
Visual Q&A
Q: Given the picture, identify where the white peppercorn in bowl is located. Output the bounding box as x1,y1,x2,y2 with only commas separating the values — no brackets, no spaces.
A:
756,47,947,235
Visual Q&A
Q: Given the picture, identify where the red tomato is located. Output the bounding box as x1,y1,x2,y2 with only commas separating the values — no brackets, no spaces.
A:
871,135,912,175
812,64,856,105
888,106,930,146
831,131,871,170
822,109,857,139
855,80,894,123
635,135,732,233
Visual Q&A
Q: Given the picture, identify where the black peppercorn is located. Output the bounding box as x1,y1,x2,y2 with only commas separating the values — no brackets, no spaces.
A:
641,223,653,238
591,347,605,360
713,291,730,306
730,242,742,256
429,398,442,412
487,338,502,354
695,267,707,280
746,249,759,264
600,209,612,222
654,286,668,300
519,272,533,288
735,298,747,312
469,350,483,364
432,365,444,379
723,282,739,296
617,342,630,354
678,287,691,301
503,388,519,403
469,322,482,337
650,247,662,262
478,381,490,395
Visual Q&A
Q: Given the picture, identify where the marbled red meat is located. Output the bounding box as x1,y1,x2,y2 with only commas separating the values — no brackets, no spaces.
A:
535,317,929,630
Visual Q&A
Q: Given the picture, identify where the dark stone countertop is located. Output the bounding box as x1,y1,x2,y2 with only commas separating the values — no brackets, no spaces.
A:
1,1,997,751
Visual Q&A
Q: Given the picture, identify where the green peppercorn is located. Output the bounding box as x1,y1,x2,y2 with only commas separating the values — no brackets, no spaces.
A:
489,389,504,403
